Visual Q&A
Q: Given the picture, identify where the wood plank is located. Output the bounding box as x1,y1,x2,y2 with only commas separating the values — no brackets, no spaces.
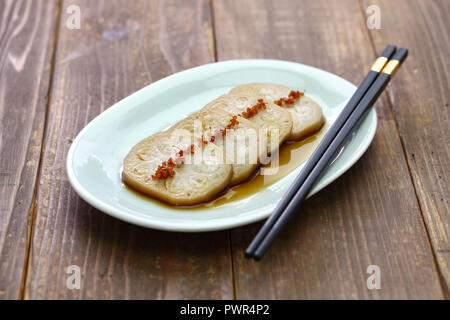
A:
24,0,233,299
0,0,59,299
213,0,444,299
362,0,450,296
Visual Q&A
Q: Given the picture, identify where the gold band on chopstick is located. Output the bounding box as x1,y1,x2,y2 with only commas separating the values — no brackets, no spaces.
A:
382,60,400,76
370,57,388,72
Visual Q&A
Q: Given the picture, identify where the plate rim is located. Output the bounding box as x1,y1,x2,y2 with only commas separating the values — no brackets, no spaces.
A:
66,59,377,232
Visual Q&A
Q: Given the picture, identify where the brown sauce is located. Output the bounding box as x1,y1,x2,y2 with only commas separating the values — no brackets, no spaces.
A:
124,123,327,209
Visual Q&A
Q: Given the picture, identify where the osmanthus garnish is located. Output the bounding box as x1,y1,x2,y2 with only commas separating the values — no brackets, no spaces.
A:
152,96,285,180
274,90,304,106
151,145,193,179
152,115,242,180
240,99,267,118
208,115,240,143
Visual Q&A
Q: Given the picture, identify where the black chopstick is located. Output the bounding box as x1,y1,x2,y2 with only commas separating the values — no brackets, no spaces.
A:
245,45,397,259
246,46,408,260
251,48,408,260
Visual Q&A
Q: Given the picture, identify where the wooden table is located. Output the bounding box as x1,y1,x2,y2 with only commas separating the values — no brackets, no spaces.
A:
0,0,448,300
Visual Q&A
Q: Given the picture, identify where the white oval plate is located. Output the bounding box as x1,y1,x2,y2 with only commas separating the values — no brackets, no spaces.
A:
67,59,376,232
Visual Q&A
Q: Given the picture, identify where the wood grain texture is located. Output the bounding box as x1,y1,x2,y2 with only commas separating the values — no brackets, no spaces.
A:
213,0,445,299
0,0,59,299
361,0,450,295
24,0,233,299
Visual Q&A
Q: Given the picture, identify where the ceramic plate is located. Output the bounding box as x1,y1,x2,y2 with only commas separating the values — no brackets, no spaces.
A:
66,59,376,232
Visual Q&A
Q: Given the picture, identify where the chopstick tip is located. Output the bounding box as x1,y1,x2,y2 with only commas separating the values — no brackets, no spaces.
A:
244,251,253,259
253,255,262,262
